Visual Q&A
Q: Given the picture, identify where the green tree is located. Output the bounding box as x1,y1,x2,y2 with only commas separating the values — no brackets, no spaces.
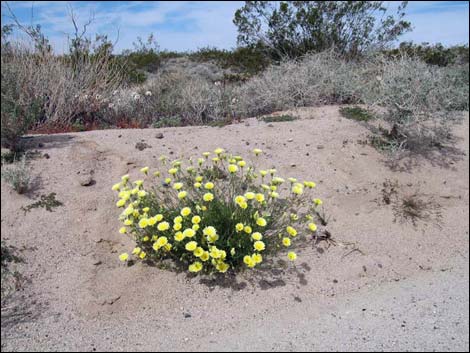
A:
233,1,411,60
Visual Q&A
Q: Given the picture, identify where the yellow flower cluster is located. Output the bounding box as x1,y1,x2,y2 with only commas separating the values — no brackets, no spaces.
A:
114,147,324,274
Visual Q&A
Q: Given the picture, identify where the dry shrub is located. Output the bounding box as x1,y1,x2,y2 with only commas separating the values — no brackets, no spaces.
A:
1,41,123,149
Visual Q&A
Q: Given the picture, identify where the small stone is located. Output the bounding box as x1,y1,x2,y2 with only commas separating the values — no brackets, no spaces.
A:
118,134,122,138
287,138,293,142
245,141,250,145
267,124,274,127
317,145,325,149
244,122,250,127
38,143,44,148
43,153,50,159
93,260,102,266
135,142,151,151
79,175,94,186
290,164,296,167
183,312,192,318
155,133,164,139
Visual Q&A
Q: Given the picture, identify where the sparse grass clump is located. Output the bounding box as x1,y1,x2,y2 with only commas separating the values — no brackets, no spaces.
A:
113,148,324,274
260,114,298,123
339,106,375,122
1,154,31,194
1,242,23,302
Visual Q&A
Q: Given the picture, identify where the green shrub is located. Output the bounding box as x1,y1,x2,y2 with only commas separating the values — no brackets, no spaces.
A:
260,114,298,123
113,148,323,274
339,107,375,122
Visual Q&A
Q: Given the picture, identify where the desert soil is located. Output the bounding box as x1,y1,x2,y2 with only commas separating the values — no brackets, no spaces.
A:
1,106,469,352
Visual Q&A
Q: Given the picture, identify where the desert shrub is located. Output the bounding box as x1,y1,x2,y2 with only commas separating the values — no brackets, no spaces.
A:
234,50,363,117
359,55,468,149
108,69,238,125
112,148,323,274
1,154,31,194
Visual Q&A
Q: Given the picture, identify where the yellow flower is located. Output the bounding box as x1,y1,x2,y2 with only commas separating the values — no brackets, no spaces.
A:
256,217,267,227
203,193,214,202
200,251,210,262
124,219,133,226
239,201,248,209
290,213,299,221
286,226,298,237
255,193,265,203
174,232,184,242
112,183,121,191
194,182,202,188
139,251,147,259
185,241,198,251
243,255,255,268
119,227,127,234
308,223,317,232
292,184,304,195
197,158,204,166
192,224,200,231
173,215,182,223
168,168,178,175
270,191,279,198
235,223,244,232
260,170,268,177
116,199,126,208
181,207,191,217
230,248,236,256
195,175,203,182
235,195,246,204
153,171,161,177
140,166,149,174
282,237,291,247
254,241,265,251
191,216,201,224
214,147,225,155
121,174,130,182
139,218,149,228
143,207,150,213
132,247,141,255
183,228,195,238
313,198,323,206
261,184,270,191
173,222,182,231
178,191,187,199
157,221,170,231
164,244,172,251
287,251,297,261
202,152,211,158
119,253,129,262
204,182,214,190
272,177,285,185
237,160,246,168
252,253,263,264
244,225,252,234
134,180,144,187
173,182,183,190
244,192,255,200
142,236,150,242
288,177,297,183
210,247,221,259
252,232,263,241
193,247,204,257
157,236,168,247
164,177,171,184
138,190,147,198
304,181,316,188
188,261,203,273
228,164,238,173
216,262,230,273
253,148,262,156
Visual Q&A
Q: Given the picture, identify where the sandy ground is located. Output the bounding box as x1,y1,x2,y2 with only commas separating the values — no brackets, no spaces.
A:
1,106,469,352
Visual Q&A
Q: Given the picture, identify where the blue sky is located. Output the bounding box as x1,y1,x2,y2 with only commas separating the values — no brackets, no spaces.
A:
2,1,469,53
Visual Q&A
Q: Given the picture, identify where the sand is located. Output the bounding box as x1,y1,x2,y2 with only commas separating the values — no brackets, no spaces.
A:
1,106,469,351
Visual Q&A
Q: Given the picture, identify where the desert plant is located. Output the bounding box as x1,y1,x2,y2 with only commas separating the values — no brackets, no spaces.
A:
339,106,375,122
260,114,298,123
1,154,31,194
113,148,323,274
